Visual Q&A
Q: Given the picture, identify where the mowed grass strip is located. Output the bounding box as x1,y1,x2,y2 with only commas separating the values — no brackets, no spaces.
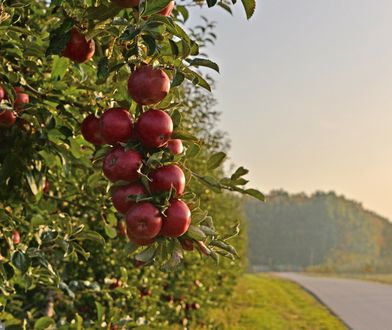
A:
309,273,392,286
205,274,346,330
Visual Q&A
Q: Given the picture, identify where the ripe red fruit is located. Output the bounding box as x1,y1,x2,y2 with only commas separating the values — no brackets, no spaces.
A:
111,183,146,214
128,66,170,105
133,259,145,267
160,200,191,237
126,202,162,239
100,108,133,145
43,178,50,194
81,114,106,145
0,85,6,101
14,87,29,113
139,287,152,299
111,279,122,289
0,110,16,128
103,147,142,182
167,139,183,155
12,231,20,245
112,0,139,7
149,164,185,195
192,303,200,310
62,28,95,63
135,110,173,148
160,1,175,16
180,238,194,251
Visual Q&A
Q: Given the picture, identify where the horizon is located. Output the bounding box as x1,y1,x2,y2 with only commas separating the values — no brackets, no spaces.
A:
189,0,392,221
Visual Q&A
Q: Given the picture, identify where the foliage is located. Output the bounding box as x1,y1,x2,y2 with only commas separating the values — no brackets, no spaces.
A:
0,0,261,328
205,274,346,330
245,190,392,273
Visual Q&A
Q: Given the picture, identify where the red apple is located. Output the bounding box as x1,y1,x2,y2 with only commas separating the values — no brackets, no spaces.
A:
192,303,200,310
126,202,162,239
12,230,20,245
133,259,146,267
14,87,29,113
167,139,183,155
149,164,185,195
62,28,95,63
103,147,142,182
180,238,194,251
160,1,175,16
81,114,106,145
160,199,191,237
128,66,170,105
112,0,139,7
43,178,50,194
111,183,146,214
111,279,122,289
0,110,16,128
100,108,133,145
0,85,5,101
135,109,173,148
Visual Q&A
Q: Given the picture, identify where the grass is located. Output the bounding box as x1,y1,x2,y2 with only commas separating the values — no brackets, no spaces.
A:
308,272,392,285
204,274,346,330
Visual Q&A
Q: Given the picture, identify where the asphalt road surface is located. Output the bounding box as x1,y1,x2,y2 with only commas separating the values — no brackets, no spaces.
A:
277,272,392,330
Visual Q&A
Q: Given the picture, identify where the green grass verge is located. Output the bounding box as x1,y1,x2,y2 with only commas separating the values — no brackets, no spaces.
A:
204,274,346,330
308,273,392,285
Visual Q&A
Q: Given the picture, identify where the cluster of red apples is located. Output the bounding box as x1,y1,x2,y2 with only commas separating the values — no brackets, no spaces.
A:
81,65,191,246
0,86,30,128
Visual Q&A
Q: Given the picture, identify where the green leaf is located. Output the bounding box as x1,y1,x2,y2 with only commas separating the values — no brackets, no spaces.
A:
78,230,105,245
86,4,121,22
241,0,256,19
135,245,156,262
189,58,220,73
200,225,218,236
104,223,117,239
97,57,109,84
75,314,83,330
198,175,222,193
207,0,218,7
172,130,198,142
171,71,185,88
34,317,55,330
143,0,172,16
187,225,207,240
119,27,141,41
210,240,239,257
142,34,157,56
245,188,265,201
46,18,73,56
171,109,182,127
231,166,249,180
95,302,105,324
124,242,139,255
207,152,226,170
51,56,68,80
186,143,201,158
191,209,209,224
11,251,30,274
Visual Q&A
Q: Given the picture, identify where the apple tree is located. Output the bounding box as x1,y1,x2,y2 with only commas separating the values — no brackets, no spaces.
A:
0,0,261,328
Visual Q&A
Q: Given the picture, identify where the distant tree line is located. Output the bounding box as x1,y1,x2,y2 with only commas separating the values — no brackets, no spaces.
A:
245,190,392,273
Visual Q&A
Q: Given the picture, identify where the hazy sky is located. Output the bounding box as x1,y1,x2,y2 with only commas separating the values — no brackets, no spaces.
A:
189,0,392,220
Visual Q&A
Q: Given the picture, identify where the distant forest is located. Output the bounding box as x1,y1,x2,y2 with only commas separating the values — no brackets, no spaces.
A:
245,191,392,273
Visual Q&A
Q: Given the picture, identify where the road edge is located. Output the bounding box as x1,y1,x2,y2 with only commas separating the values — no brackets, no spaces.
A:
272,273,352,330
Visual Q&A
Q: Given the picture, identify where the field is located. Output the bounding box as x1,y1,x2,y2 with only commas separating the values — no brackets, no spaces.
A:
204,274,346,330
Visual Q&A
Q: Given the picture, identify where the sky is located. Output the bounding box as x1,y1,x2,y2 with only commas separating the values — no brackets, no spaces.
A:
188,0,392,220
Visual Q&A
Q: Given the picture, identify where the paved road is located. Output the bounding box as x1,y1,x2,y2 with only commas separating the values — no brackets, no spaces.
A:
277,273,392,330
